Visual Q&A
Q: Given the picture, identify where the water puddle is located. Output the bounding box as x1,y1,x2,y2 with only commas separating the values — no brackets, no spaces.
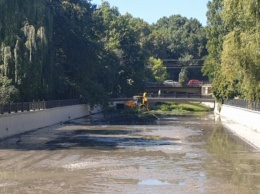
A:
138,179,170,186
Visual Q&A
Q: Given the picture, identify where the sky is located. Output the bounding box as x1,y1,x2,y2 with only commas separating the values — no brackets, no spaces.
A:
90,0,209,26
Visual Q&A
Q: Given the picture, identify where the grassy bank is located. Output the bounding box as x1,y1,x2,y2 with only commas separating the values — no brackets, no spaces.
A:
103,101,212,124
149,102,212,115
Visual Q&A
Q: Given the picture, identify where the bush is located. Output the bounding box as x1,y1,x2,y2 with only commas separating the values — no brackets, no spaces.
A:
153,102,210,112
0,76,19,104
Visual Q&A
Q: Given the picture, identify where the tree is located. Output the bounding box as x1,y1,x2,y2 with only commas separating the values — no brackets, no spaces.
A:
0,0,53,100
216,0,260,102
0,0,109,105
153,15,207,83
202,0,225,81
154,15,207,60
149,57,169,83
0,0,213,104
0,75,19,104
93,2,148,97
178,67,189,85
202,0,242,101
179,54,194,66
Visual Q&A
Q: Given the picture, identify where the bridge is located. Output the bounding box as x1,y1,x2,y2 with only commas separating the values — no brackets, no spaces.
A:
145,82,212,98
147,97,214,103
146,85,202,96
145,82,204,96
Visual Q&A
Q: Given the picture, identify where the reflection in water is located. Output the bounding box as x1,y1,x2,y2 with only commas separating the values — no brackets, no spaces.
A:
204,123,260,192
73,113,260,193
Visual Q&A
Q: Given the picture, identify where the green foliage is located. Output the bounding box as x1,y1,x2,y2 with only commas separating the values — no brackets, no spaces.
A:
153,15,207,82
202,0,260,102
51,0,104,103
0,75,19,104
0,0,108,104
0,0,208,105
202,0,225,81
153,102,210,112
154,15,207,59
208,0,260,102
178,54,194,66
178,67,189,85
178,103,209,111
149,57,169,83
93,2,149,97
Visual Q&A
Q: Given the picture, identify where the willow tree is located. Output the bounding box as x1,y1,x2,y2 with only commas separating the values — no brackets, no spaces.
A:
202,0,238,102
0,0,54,101
202,0,225,81
0,0,108,105
219,0,260,101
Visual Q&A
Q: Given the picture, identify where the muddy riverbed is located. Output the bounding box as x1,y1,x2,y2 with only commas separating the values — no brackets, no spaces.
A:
0,113,259,194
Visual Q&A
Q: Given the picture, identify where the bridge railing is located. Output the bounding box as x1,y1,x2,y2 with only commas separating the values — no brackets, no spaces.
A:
0,99,83,115
224,99,260,111
145,82,203,87
148,93,203,98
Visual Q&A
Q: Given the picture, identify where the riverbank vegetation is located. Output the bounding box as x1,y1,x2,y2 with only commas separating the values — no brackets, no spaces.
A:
150,102,212,114
0,0,207,105
1,0,259,105
203,0,260,102
103,101,212,124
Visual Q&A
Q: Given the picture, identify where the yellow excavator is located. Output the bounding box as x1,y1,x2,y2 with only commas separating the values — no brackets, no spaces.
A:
133,92,149,111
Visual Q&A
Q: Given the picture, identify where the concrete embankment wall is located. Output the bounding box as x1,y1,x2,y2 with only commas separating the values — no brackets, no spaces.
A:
0,104,90,139
217,104,260,148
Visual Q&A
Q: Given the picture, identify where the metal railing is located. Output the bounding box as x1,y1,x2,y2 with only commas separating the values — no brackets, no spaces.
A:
0,99,83,115
145,82,203,87
224,99,260,111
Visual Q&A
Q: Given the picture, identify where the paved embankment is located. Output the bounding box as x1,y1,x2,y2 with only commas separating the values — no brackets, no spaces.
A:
216,104,260,149
0,105,90,139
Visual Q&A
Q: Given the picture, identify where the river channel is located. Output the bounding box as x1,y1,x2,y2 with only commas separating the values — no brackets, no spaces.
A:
0,112,259,194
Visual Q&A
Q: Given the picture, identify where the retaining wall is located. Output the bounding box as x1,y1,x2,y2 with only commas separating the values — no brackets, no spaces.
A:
218,104,260,148
0,104,90,139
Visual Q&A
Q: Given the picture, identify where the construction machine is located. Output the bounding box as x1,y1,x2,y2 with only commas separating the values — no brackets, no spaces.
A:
133,92,149,111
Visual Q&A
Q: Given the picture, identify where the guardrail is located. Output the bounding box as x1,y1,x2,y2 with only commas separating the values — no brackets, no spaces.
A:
110,95,214,103
224,99,260,111
157,93,202,98
0,99,82,115
145,83,203,87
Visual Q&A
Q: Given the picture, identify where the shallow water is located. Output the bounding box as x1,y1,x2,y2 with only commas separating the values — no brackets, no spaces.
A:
0,113,259,194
